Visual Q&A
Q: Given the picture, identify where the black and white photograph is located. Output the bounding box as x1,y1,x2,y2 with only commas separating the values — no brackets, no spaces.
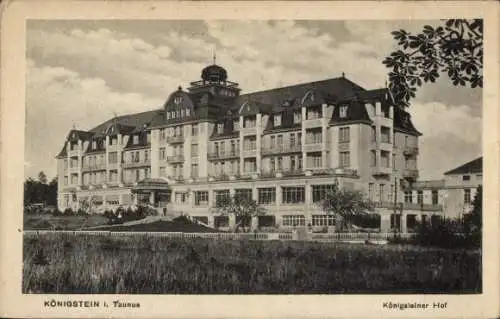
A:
1,1,499,318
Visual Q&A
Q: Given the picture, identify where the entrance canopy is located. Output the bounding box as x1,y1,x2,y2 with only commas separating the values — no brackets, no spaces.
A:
132,178,171,193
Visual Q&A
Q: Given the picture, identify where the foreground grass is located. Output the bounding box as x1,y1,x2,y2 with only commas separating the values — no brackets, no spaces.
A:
23,234,481,294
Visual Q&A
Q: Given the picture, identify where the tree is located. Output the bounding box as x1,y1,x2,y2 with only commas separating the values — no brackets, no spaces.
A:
217,194,266,232
384,19,483,107
321,183,374,232
463,184,482,236
38,171,48,184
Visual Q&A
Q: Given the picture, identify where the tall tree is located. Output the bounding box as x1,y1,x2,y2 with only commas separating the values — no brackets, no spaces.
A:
321,183,374,231
38,171,48,184
463,184,482,233
384,19,483,107
217,194,266,232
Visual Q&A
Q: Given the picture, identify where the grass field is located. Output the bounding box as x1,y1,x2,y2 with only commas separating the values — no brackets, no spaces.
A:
24,214,109,230
23,233,481,294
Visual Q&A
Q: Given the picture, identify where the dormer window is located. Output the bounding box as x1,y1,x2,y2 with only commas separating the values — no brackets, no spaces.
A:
217,123,224,134
181,109,185,117
174,96,183,105
167,112,171,120
274,114,282,127
339,105,348,118
233,119,240,131
186,108,191,117
133,135,139,145
92,141,97,149
294,111,302,124
146,132,151,144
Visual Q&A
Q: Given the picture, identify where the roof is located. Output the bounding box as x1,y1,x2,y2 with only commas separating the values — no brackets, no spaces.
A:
89,110,159,135
444,157,483,175
393,107,421,136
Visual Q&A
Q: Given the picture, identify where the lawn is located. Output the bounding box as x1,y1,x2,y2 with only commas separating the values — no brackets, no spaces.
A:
23,233,481,294
96,220,222,233
23,214,109,230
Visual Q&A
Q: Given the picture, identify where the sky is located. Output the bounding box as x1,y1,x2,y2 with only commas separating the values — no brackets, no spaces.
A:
25,20,482,181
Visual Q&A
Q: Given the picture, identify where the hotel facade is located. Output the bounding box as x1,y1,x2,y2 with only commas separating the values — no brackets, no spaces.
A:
56,63,447,231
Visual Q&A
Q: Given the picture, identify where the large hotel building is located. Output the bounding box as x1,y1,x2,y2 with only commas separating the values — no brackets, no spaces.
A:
56,63,479,231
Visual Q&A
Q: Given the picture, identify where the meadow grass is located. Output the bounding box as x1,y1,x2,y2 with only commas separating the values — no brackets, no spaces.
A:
23,233,481,294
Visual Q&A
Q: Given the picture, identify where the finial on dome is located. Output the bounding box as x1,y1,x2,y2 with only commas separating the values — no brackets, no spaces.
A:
342,72,345,78
213,50,216,65
178,85,182,91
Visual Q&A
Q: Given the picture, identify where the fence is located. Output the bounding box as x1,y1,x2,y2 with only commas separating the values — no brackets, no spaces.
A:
23,230,412,242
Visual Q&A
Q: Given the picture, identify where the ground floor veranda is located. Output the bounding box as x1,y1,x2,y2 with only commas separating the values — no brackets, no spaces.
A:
59,178,443,232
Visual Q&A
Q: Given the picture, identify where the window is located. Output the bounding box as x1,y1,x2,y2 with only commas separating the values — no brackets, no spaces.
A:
282,186,305,204
233,119,240,131
144,150,149,162
294,111,302,124
381,151,390,168
306,129,322,144
194,191,209,206
64,176,68,186
309,154,322,168
109,170,118,183
392,154,396,171
277,134,283,147
417,190,423,204
230,140,236,155
432,190,439,205
463,175,471,181
339,127,350,143
244,117,256,128
186,108,191,117
277,156,283,170
282,215,305,226
214,190,230,207
476,174,482,180
159,167,166,177
174,96,183,105
217,123,224,134
370,150,377,167
192,124,198,136
244,136,256,150
258,188,276,204
379,184,385,202
108,152,118,164
235,189,252,201
159,148,166,160
404,191,413,203
274,114,282,127
339,151,350,167
388,184,394,202
312,215,335,226
464,189,471,204
133,135,139,144
92,141,97,149
371,126,376,142
110,137,117,146
167,112,171,120
270,158,276,172
381,126,391,143
368,183,374,201
339,105,348,118
290,134,296,147
191,164,199,178
191,144,198,157
312,184,334,203
244,159,257,173
174,192,187,204
219,141,225,155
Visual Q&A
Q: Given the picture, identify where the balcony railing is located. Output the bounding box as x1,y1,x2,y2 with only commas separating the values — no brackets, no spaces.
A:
373,201,443,212
208,150,240,160
82,164,107,172
403,168,419,179
241,126,257,135
373,166,392,176
166,155,185,163
122,159,151,168
68,149,80,157
261,144,302,156
166,135,184,144
303,118,323,128
242,148,257,157
403,146,419,156
303,142,323,152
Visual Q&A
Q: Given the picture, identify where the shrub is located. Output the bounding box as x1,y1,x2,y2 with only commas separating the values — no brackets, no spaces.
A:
63,208,74,215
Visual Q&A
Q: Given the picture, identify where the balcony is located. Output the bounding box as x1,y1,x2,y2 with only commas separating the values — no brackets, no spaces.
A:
403,146,419,156
303,118,323,129
166,135,184,144
373,166,392,176
241,126,257,136
166,155,185,163
208,150,240,160
242,148,257,157
373,202,443,212
68,149,80,157
82,164,107,172
403,168,419,179
122,159,151,168
261,144,302,156
303,142,323,152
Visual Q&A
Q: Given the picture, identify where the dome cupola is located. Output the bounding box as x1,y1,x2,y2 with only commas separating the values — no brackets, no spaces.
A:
201,64,228,83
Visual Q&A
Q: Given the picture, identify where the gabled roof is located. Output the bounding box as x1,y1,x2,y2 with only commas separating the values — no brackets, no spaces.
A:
66,129,94,141
444,157,482,175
